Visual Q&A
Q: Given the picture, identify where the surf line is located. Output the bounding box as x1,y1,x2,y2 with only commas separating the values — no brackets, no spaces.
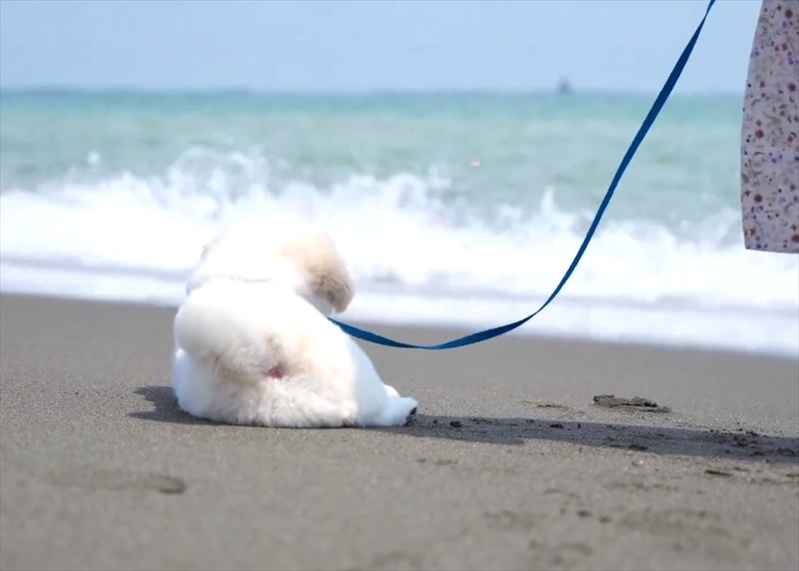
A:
329,0,717,350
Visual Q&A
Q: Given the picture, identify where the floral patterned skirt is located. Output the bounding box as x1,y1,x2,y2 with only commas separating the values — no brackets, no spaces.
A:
741,0,799,254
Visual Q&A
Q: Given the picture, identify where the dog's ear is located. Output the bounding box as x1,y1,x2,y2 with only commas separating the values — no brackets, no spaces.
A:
283,232,354,313
311,262,354,313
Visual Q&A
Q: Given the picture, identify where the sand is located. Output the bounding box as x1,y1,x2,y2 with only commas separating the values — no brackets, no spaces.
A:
1,292,797,571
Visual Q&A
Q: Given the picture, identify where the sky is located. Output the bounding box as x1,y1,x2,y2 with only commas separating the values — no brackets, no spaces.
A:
0,0,761,94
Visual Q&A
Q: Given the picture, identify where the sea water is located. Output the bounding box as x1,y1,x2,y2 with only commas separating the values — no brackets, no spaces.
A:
1,91,797,356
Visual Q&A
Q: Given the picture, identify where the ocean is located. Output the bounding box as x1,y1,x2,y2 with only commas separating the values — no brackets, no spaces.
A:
1,91,797,357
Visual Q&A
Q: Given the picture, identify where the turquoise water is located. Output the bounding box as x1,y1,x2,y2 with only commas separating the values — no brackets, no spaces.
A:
1,91,797,355
1,91,743,229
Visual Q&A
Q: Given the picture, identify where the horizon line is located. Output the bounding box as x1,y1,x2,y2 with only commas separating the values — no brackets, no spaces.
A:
0,85,745,98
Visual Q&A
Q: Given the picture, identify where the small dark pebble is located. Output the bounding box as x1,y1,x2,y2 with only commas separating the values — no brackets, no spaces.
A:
577,423,582,429
550,423,564,429
432,420,438,425
599,516,611,523
450,421,462,428
577,509,591,517
159,482,187,495
705,469,732,477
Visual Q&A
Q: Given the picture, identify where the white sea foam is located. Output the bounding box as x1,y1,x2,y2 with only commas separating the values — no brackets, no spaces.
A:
1,162,797,357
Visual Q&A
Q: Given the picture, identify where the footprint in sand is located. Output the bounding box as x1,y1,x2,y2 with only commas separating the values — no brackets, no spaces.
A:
49,467,187,495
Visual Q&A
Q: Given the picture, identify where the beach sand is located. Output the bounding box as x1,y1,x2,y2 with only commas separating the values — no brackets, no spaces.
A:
1,293,797,571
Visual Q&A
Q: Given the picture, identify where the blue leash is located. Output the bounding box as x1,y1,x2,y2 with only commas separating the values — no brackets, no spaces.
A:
330,0,717,350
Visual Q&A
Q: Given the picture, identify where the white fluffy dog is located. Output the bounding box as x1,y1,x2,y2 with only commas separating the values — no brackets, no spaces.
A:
171,216,419,428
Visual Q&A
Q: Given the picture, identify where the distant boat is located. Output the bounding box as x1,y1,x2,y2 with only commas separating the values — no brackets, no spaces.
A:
557,78,573,96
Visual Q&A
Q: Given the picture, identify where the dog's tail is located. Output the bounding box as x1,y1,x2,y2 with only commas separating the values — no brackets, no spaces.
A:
174,283,282,383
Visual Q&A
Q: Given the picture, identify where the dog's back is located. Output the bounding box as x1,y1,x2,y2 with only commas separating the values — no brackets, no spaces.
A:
172,279,362,426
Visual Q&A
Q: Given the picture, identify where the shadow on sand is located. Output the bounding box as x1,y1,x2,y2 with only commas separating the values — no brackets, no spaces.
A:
130,385,799,465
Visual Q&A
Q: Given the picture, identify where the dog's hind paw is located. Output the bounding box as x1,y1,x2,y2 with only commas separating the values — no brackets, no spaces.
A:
374,396,419,427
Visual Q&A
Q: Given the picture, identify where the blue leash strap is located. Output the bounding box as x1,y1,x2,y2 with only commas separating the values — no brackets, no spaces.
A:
330,0,717,350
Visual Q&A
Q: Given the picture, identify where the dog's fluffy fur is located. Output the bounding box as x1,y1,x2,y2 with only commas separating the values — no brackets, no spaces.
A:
171,216,419,428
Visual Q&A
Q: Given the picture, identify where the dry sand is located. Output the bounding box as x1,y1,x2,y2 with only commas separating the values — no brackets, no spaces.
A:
1,293,797,571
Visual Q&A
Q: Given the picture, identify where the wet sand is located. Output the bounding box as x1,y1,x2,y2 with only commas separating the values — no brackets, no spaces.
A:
1,293,797,571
